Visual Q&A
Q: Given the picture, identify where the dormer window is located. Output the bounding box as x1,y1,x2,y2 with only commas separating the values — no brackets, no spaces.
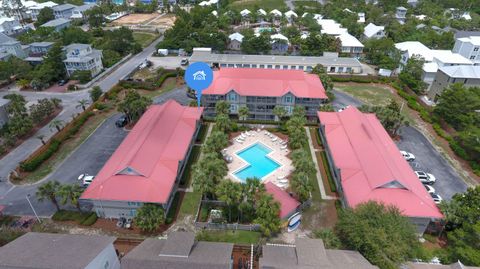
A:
116,166,144,176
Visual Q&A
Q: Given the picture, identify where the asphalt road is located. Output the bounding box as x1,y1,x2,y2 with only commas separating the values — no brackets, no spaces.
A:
396,126,467,200
0,114,127,216
331,88,466,201
0,86,189,216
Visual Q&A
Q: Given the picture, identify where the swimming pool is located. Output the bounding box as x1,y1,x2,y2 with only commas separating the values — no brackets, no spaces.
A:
234,142,280,181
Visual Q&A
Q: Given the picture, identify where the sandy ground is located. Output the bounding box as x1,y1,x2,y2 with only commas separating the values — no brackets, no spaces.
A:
112,13,160,25
146,14,176,27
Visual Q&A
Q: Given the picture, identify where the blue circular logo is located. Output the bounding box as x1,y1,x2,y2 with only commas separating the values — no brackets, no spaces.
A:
185,62,213,92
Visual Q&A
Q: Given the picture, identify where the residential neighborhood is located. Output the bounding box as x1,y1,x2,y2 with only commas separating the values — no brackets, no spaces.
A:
0,0,479,268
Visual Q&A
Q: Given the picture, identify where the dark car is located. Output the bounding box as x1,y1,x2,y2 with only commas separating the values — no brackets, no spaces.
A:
115,115,128,128
58,79,68,86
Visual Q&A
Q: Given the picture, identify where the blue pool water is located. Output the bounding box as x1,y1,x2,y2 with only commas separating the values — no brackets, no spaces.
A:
234,143,280,181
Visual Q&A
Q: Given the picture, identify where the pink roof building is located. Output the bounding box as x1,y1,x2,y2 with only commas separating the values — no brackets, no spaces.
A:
201,68,327,120
81,100,203,218
265,182,300,219
318,107,442,232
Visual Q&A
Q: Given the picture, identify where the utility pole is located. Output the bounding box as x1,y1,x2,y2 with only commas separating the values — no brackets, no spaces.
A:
26,194,41,223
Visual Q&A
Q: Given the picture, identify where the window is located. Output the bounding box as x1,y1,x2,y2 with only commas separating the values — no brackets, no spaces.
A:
267,64,273,68
230,104,237,112
306,66,312,72
298,65,304,70
474,47,479,52
259,64,265,68
228,92,237,101
338,67,344,72
228,64,234,67
329,67,335,72
470,56,476,60
220,64,227,67
275,65,281,69
346,67,352,73
285,95,293,103
283,65,288,69
291,65,297,70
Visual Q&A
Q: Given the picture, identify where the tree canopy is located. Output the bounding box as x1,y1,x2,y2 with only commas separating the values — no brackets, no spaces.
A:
335,201,421,269
134,203,165,232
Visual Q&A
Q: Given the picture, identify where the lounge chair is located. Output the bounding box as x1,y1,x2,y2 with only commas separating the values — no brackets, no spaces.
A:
240,133,247,139
281,145,287,150
271,137,278,142
278,179,288,184
277,175,286,180
235,138,244,144
275,182,288,188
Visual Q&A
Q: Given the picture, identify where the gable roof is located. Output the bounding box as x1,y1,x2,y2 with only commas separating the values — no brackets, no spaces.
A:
81,100,203,204
364,23,385,38
122,232,233,269
395,41,433,61
259,237,378,269
41,18,71,27
203,68,327,99
52,3,77,11
317,107,443,219
0,32,17,44
439,65,480,79
265,182,300,219
228,32,244,42
0,232,116,269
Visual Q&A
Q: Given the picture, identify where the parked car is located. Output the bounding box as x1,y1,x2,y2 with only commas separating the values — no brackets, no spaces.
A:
115,115,128,128
430,193,443,204
424,184,435,194
337,106,349,112
58,79,68,86
415,171,436,184
180,58,189,66
400,151,416,161
125,218,132,229
116,217,126,228
78,174,95,187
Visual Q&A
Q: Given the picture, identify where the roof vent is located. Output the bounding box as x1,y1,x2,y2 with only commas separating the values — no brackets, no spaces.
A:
116,166,144,177
378,180,407,189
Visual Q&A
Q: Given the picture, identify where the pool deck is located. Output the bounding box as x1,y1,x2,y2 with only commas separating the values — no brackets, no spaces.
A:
224,129,293,190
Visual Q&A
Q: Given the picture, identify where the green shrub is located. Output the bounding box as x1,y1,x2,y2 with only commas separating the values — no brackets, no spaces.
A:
321,151,336,193
20,139,61,172
52,210,90,222
80,213,98,226
94,103,107,110
449,140,469,160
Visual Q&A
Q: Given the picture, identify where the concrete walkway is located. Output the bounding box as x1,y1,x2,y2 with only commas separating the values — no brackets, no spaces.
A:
305,127,337,200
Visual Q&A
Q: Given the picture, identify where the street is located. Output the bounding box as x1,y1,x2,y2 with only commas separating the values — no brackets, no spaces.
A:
0,36,163,211
0,87,190,216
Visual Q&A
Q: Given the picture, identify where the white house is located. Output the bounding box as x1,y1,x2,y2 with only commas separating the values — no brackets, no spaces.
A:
270,9,282,17
257,9,267,16
63,43,103,77
285,10,298,22
70,4,97,20
453,36,480,65
28,1,58,21
357,12,365,23
228,32,243,51
338,33,364,57
0,33,26,59
240,9,251,17
363,22,385,39
0,17,24,36
396,6,407,24
52,4,78,19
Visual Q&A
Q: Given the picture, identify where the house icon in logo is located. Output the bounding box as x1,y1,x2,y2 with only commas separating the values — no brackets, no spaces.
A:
193,70,207,81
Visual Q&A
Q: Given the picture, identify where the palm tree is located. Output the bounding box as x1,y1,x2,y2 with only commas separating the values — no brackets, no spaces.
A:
204,131,228,153
36,181,61,211
16,79,30,90
76,99,89,111
36,134,46,145
215,113,231,132
254,193,281,237
238,106,249,121
273,106,287,122
215,101,230,115
49,119,64,132
216,180,242,222
58,184,83,211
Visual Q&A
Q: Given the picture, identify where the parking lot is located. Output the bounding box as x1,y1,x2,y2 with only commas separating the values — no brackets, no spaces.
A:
396,126,467,200
332,89,467,201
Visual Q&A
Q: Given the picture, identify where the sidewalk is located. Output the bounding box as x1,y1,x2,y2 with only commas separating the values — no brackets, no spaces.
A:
305,127,337,200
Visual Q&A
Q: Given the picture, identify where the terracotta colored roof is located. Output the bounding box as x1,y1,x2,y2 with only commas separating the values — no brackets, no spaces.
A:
81,100,203,204
265,182,300,219
202,68,327,99
318,107,443,219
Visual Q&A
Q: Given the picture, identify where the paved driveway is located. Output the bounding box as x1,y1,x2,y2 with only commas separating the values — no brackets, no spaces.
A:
153,86,191,105
1,114,127,216
396,126,467,200
331,88,466,201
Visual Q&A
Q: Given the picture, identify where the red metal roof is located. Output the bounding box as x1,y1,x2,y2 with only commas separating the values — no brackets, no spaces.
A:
81,100,203,204
203,68,327,99
318,107,443,219
265,182,300,219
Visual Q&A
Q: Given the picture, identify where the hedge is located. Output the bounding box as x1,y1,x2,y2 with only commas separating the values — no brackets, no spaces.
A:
52,210,91,222
320,151,336,193
80,212,98,226
19,112,94,172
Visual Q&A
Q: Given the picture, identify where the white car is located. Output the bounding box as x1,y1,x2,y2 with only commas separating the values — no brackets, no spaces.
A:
424,184,435,194
430,193,443,204
400,151,415,161
338,105,349,112
415,171,436,185
78,174,95,187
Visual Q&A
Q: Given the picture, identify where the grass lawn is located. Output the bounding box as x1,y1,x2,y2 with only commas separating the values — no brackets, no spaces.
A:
228,0,286,11
140,77,178,99
133,32,157,48
21,110,115,183
335,83,416,124
335,84,394,107
304,129,321,203
177,191,202,221
196,230,262,244
294,0,322,9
